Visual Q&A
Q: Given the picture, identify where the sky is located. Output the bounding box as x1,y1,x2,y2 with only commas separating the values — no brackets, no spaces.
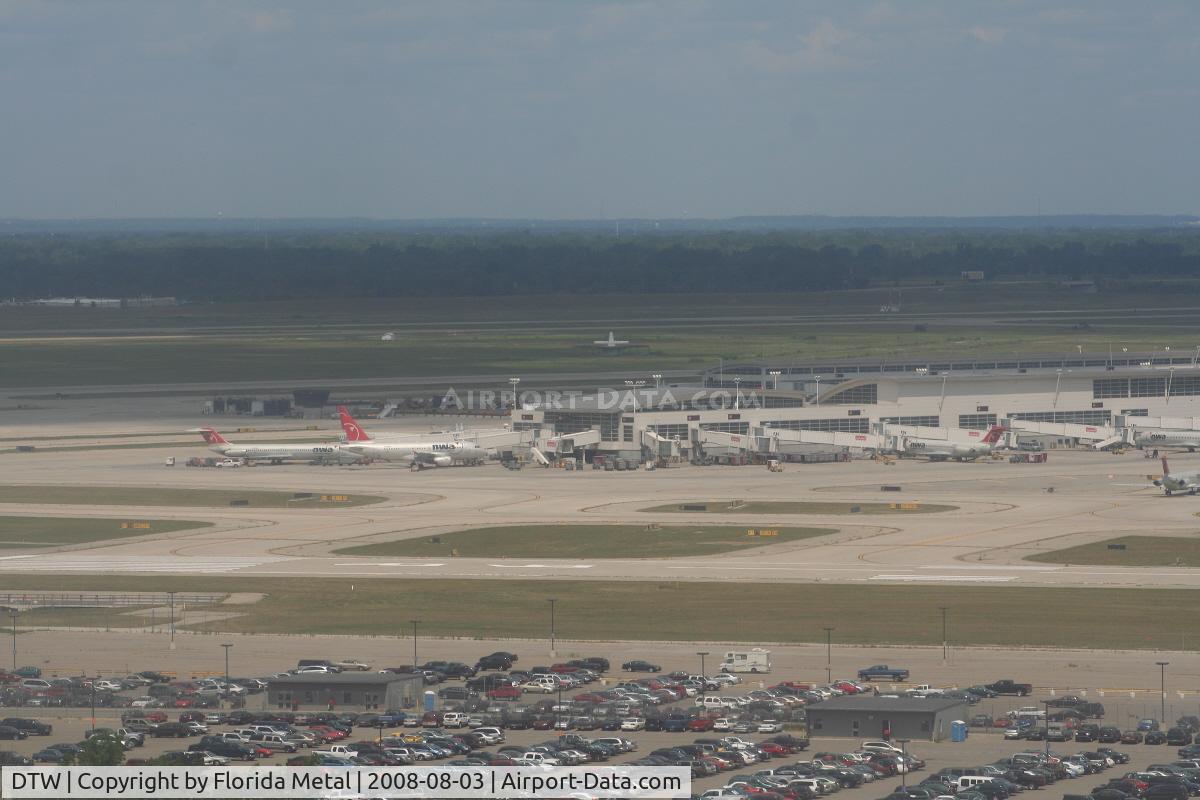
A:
1,1,1197,219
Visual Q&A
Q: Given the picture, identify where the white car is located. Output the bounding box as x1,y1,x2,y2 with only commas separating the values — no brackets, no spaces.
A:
92,679,123,692
333,659,371,672
758,720,783,733
215,458,242,468
711,674,742,686
197,752,230,766
620,717,645,731
521,681,555,694
130,696,158,708
295,665,334,674
712,718,732,731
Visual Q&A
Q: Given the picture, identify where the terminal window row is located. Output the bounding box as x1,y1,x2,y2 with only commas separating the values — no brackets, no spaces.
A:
763,418,870,433
1009,409,1113,425
822,383,878,405
646,424,689,440
699,422,750,435
957,414,997,429
881,416,940,427
1093,377,1200,398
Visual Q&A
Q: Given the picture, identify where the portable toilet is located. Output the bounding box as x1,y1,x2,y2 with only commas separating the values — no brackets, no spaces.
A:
424,690,436,712
950,720,968,742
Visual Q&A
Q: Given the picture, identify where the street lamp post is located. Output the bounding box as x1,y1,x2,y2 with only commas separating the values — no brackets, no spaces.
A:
508,377,521,409
7,608,16,672
1157,661,1169,724
769,370,781,390
652,373,663,389
733,377,741,410
822,627,834,684
221,643,233,705
90,682,97,736
814,376,822,407
939,606,949,663
1044,700,1051,756
697,651,709,677
409,620,420,668
548,599,557,657
167,591,177,650
897,739,910,788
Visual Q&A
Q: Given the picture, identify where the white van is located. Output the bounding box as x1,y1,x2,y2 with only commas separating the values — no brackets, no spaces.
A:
696,695,739,710
956,776,997,792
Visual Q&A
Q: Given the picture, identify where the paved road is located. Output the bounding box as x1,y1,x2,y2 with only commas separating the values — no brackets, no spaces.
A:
0,439,1195,587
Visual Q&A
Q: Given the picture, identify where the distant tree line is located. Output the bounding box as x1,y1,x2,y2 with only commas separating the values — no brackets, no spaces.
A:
2,230,1199,301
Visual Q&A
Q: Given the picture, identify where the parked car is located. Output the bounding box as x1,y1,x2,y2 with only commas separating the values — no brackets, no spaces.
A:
622,661,662,673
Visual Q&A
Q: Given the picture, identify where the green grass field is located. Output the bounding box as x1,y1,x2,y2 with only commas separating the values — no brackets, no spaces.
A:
0,486,383,508
641,501,955,515
0,516,212,548
2,284,1197,387
5,574,1197,651
333,524,837,559
1027,535,1200,566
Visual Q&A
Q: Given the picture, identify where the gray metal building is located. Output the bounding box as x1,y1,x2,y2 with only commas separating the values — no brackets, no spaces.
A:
805,696,969,742
266,673,423,712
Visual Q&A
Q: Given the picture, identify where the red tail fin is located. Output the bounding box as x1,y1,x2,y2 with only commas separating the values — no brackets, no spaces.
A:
982,425,1006,445
199,427,229,446
338,406,372,442
1162,456,1170,476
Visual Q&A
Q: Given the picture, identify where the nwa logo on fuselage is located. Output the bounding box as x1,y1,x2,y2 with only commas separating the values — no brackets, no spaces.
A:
430,443,460,451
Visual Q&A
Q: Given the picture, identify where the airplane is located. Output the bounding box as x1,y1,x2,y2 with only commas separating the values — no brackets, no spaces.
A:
1153,457,1200,495
896,425,1007,461
336,406,487,469
194,428,357,465
1134,429,1200,452
593,331,630,348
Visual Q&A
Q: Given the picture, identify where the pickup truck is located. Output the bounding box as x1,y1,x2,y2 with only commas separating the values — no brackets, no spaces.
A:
313,745,357,759
906,684,945,697
986,679,1033,696
857,665,910,682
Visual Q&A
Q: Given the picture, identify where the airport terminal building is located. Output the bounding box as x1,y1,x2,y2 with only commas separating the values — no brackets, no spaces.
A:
513,351,1200,463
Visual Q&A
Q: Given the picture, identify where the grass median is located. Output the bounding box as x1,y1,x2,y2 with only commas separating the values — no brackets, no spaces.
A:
1027,535,1200,567
333,524,836,559
4,575,1197,651
0,486,383,508
0,516,212,548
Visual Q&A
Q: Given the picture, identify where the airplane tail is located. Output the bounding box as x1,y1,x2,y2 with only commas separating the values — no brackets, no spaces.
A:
199,427,229,446
982,425,1007,445
338,406,372,442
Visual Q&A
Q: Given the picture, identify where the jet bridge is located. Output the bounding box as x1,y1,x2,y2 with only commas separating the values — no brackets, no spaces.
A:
642,429,682,460
754,426,887,452
539,429,603,455
1005,419,1131,449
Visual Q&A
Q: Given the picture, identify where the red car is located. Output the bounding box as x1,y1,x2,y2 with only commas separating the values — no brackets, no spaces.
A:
573,692,605,704
832,681,862,694
687,718,714,732
758,742,789,758
532,717,554,730
549,664,576,673
488,686,521,701
172,697,195,708
252,745,272,758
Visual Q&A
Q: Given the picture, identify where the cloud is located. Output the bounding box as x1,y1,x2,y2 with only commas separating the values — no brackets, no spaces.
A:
967,25,1007,45
742,17,864,75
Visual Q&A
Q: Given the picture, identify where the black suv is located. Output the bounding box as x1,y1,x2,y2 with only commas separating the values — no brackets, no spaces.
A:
476,654,514,671
2,718,52,736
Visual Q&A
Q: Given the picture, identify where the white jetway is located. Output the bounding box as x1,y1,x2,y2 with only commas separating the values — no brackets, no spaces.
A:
1121,415,1200,431
1005,419,1131,449
539,429,602,455
642,429,682,459
754,426,886,451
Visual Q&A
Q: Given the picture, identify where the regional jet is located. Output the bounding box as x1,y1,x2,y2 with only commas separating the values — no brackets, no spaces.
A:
1135,429,1200,452
1153,457,1200,495
337,407,486,469
194,428,356,465
897,425,1007,461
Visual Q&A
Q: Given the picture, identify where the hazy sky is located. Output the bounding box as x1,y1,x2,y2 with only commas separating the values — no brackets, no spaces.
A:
2,1,1197,218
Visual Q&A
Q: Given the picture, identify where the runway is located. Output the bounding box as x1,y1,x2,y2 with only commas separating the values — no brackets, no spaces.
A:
0,425,1196,588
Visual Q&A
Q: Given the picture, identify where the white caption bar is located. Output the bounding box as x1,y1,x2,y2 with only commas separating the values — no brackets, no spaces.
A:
1,766,691,799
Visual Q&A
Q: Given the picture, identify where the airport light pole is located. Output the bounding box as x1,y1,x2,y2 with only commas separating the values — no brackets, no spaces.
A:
222,643,233,702
697,651,709,677
409,620,420,669
652,373,663,389
897,739,910,788
1044,700,1051,756
822,627,834,684
1157,661,1169,724
508,377,520,409
814,376,822,407
548,599,557,657
939,606,949,664
768,370,781,390
7,608,17,672
167,591,177,650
